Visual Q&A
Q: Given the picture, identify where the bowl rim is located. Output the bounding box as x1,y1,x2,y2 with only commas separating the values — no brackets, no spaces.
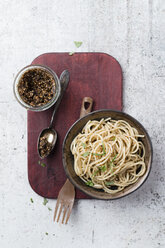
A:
62,109,153,200
13,64,61,112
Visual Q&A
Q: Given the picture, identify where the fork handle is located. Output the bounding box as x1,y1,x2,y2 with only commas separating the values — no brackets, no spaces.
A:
80,97,93,118
66,97,93,195
66,98,93,189
67,97,93,188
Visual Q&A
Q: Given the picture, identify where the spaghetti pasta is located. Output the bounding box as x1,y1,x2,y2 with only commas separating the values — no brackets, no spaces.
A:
70,118,146,194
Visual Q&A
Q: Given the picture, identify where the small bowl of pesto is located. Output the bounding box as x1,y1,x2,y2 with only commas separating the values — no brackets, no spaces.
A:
13,65,61,111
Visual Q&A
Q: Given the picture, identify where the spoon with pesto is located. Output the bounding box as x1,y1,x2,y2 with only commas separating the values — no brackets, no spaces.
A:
37,70,70,159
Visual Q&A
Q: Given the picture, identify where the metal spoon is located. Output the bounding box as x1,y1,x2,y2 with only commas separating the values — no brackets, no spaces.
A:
38,70,70,159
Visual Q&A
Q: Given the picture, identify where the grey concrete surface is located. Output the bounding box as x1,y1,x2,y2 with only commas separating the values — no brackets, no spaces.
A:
0,0,164,247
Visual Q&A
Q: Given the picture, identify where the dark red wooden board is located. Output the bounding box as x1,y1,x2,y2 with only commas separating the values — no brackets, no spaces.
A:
28,52,122,199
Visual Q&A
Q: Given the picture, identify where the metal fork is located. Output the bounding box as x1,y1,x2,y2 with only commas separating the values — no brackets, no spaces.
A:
53,179,75,224
53,97,93,224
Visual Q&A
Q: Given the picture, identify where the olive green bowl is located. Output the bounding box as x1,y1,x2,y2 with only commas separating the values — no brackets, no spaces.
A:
62,110,153,200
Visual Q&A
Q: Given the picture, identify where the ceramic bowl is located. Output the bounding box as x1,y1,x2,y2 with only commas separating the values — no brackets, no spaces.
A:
62,110,153,200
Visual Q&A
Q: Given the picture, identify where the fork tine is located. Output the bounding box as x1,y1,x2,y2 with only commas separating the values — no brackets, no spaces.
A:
53,198,60,222
65,203,73,224
57,203,63,222
61,205,69,224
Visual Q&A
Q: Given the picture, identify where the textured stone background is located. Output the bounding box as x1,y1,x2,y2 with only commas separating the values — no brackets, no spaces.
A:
0,0,164,247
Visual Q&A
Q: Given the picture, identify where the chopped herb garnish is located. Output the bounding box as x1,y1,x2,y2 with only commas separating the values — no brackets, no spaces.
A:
112,137,116,141
100,165,106,172
74,41,82,48
38,160,46,167
48,207,52,211
83,148,107,157
30,198,34,203
41,162,46,167
92,153,104,156
45,232,48,235
109,165,114,173
111,154,117,162
85,180,94,186
82,152,90,157
81,142,86,148
92,153,102,156
109,161,114,168
43,198,48,206
108,155,118,169
93,170,99,176
109,154,117,167
69,52,75,56
102,142,106,154
105,181,114,186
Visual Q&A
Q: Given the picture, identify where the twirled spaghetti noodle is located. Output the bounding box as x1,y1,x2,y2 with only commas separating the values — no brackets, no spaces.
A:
70,118,146,194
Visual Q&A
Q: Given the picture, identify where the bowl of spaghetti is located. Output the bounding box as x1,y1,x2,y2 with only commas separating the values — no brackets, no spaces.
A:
62,110,152,199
